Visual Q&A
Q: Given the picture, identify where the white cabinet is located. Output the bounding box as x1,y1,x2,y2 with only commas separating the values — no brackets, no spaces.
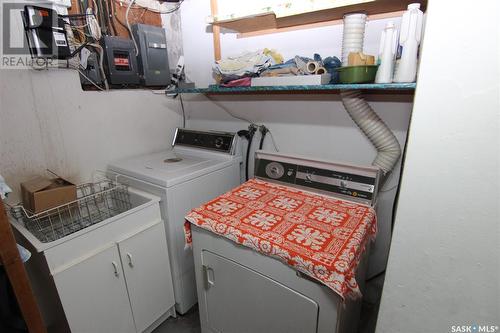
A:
53,221,175,333
53,245,137,333
118,222,175,333
11,190,176,333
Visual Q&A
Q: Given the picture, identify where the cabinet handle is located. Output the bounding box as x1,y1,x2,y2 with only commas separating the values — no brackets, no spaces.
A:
202,265,215,289
126,253,134,268
112,261,119,278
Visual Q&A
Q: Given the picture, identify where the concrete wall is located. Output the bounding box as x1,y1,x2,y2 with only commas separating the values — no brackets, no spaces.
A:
376,1,500,331
179,0,414,276
0,69,181,203
0,3,183,203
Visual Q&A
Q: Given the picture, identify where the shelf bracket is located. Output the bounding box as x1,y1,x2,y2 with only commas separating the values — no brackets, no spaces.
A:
210,0,222,62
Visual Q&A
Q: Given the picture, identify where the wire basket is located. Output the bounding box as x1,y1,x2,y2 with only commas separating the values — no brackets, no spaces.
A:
9,179,132,243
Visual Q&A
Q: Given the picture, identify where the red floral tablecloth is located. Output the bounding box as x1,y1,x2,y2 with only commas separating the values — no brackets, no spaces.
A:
184,178,377,299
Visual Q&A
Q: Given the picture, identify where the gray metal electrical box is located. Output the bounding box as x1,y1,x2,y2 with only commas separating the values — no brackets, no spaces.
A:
102,36,140,86
132,24,171,87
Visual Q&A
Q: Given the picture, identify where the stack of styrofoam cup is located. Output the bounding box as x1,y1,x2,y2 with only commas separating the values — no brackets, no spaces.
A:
341,13,367,66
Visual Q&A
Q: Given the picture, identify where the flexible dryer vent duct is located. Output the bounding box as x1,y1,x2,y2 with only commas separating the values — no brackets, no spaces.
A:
340,14,401,181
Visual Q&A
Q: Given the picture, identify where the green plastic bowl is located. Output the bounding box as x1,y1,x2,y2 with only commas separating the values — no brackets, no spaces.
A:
335,65,379,84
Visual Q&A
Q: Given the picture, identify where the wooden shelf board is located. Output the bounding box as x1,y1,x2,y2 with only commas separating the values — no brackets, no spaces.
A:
236,11,404,39
212,0,426,34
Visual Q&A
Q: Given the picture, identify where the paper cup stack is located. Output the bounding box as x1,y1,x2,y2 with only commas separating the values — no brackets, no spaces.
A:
341,13,367,66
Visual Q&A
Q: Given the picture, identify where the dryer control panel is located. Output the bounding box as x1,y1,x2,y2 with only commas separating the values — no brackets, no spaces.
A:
255,151,380,206
172,128,237,154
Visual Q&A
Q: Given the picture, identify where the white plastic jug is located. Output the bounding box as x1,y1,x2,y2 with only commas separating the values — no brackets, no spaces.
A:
375,21,398,83
394,3,423,83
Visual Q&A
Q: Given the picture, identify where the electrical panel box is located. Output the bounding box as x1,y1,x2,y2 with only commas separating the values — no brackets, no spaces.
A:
22,5,71,59
102,36,140,86
132,24,170,87
79,52,103,87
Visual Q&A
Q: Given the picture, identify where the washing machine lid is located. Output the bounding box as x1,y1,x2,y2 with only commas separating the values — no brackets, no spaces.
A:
108,150,238,188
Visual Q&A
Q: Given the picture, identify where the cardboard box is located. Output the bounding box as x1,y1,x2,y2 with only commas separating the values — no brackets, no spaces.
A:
348,52,375,66
21,176,77,213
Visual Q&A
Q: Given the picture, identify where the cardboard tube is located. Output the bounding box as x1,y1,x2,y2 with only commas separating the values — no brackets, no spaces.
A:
306,61,319,74
315,67,327,75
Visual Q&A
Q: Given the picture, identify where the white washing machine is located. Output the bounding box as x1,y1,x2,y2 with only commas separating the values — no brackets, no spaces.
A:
108,128,243,314
189,151,380,333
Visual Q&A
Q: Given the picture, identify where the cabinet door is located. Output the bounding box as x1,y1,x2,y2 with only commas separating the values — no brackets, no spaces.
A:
52,245,136,333
118,222,175,332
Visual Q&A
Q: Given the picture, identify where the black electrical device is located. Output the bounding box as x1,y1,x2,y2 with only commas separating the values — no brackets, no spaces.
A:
132,24,171,87
79,52,103,87
22,5,71,59
101,36,140,86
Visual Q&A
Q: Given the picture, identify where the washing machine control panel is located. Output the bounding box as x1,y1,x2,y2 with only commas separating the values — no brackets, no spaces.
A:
173,128,236,154
255,151,380,206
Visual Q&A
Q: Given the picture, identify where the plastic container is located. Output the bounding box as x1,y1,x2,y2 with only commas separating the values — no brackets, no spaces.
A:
336,65,379,83
375,21,398,83
341,13,367,65
393,3,423,82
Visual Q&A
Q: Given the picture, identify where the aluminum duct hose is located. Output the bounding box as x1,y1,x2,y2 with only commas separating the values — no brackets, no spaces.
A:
341,14,401,178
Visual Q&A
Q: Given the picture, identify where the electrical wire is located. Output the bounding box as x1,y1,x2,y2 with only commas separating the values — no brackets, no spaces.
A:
92,0,104,33
268,130,280,152
68,22,89,29
53,60,105,91
126,0,139,56
87,43,109,90
179,94,186,128
114,0,184,14
379,169,397,192
100,0,112,35
77,68,105,91
259,133,265,150
205,94,280,152
259,126,268,150
205,95,255,124
107,0,118,35
86,9,102,40
244,125,257,181
111,0,129,32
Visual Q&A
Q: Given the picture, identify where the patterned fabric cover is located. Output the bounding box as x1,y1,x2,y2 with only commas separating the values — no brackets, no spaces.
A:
184,178,377,299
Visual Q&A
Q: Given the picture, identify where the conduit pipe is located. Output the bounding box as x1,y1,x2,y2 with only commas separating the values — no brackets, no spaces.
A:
340,14,401,183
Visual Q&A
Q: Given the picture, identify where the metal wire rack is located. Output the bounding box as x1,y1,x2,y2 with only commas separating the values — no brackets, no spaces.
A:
9,179,132,243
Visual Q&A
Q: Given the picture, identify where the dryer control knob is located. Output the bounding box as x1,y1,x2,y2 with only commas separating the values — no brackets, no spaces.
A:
215,137,224,149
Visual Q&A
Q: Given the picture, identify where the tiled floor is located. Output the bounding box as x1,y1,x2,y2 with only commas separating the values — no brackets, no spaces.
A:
153,305,201,333
153,274,385,333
